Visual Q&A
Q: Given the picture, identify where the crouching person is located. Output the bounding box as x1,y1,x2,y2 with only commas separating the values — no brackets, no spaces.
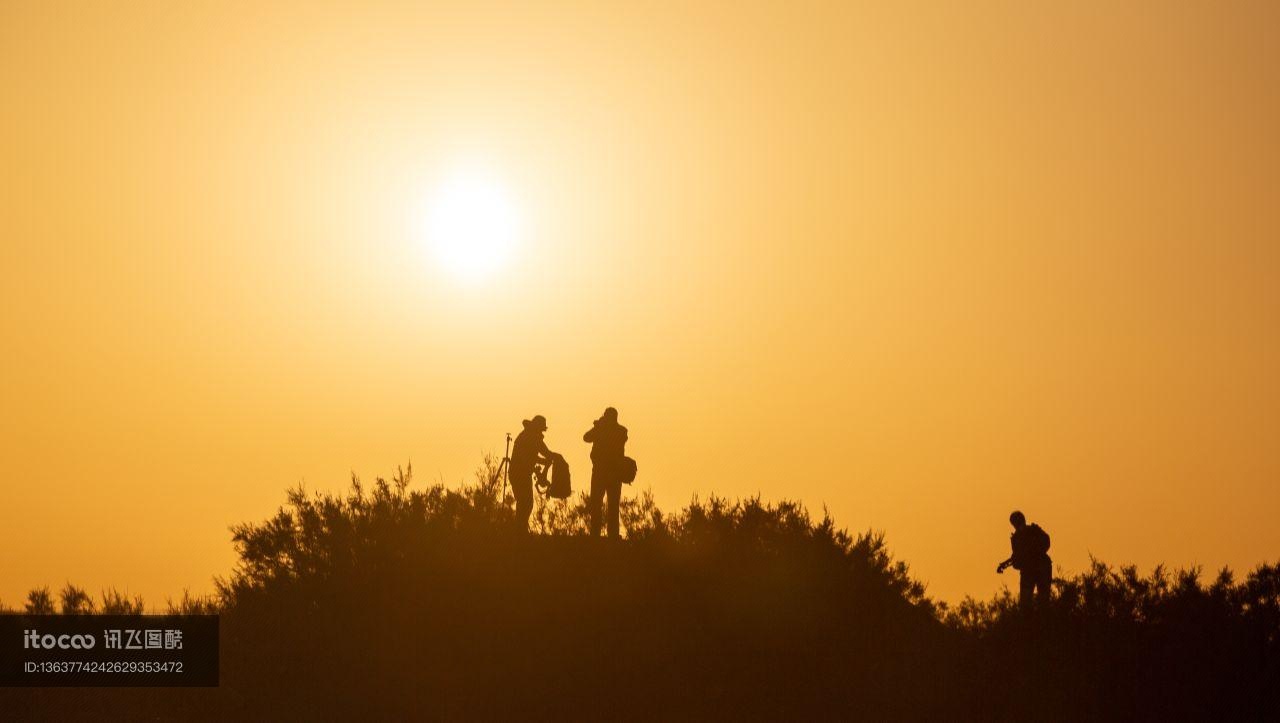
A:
510,415,556,533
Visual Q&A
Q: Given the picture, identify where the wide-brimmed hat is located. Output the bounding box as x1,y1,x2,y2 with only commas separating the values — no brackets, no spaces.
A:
523,415,548,431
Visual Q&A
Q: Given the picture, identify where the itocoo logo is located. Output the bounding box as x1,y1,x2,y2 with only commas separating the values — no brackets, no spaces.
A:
23,630,96,649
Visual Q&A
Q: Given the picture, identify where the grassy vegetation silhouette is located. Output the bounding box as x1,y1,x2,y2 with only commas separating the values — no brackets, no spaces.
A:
2,457,1277,720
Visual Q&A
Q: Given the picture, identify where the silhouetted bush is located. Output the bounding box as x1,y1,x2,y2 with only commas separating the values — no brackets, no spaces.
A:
23,586,55,615
2,460,1276,721
945,560,1280,720
58,584,94,615
211,462,948,719
15,586,152,616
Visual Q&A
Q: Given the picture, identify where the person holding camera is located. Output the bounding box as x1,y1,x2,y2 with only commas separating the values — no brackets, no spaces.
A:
583,407,628,538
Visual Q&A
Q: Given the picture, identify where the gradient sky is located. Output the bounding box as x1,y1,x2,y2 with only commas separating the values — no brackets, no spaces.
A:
2,1,1277,607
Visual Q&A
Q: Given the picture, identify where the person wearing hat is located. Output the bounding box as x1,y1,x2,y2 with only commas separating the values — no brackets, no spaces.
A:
510,415,557,532
583,407,628,538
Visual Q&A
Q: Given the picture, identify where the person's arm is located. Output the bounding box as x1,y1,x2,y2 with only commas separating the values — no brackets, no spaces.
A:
537,439,557,464
583,424,597,443
997,537,1016,573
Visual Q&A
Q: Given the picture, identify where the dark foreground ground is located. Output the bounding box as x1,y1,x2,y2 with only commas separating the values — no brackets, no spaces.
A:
3,471,1277,721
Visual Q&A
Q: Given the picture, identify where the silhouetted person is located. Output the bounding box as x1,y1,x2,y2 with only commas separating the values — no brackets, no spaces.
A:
996,510,1052,609
584,407,628,538
510,415,556,533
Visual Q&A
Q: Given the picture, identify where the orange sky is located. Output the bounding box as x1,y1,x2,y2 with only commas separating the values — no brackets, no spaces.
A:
2,1,1277,607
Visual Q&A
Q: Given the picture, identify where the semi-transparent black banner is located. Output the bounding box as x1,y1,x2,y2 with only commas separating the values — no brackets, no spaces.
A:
0,615,218,687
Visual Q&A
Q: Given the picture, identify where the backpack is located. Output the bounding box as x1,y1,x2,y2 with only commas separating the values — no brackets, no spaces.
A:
537,456,572,500
1028,523,1051,556
620,456,638,484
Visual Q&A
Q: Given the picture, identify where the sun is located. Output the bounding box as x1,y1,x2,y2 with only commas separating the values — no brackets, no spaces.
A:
421,166,522,282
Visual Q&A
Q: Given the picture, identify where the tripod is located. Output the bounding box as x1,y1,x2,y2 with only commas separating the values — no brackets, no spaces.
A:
490,432,513,501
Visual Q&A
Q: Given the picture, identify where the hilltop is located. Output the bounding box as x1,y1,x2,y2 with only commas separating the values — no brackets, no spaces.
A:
2,460,1277,721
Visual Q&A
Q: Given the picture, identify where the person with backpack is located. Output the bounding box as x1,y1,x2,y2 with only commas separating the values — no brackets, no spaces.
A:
510,415,558,533
583,407,628,538
996,510,1052,608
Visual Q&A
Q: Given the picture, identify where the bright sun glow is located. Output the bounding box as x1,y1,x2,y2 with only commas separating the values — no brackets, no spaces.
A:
421,167,522,282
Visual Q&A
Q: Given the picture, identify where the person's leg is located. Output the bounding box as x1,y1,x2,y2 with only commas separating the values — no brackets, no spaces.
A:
588,465,606,537
605,479,621,539
1019,570,1035,611
1036,558,1053,605
512,471,533,532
